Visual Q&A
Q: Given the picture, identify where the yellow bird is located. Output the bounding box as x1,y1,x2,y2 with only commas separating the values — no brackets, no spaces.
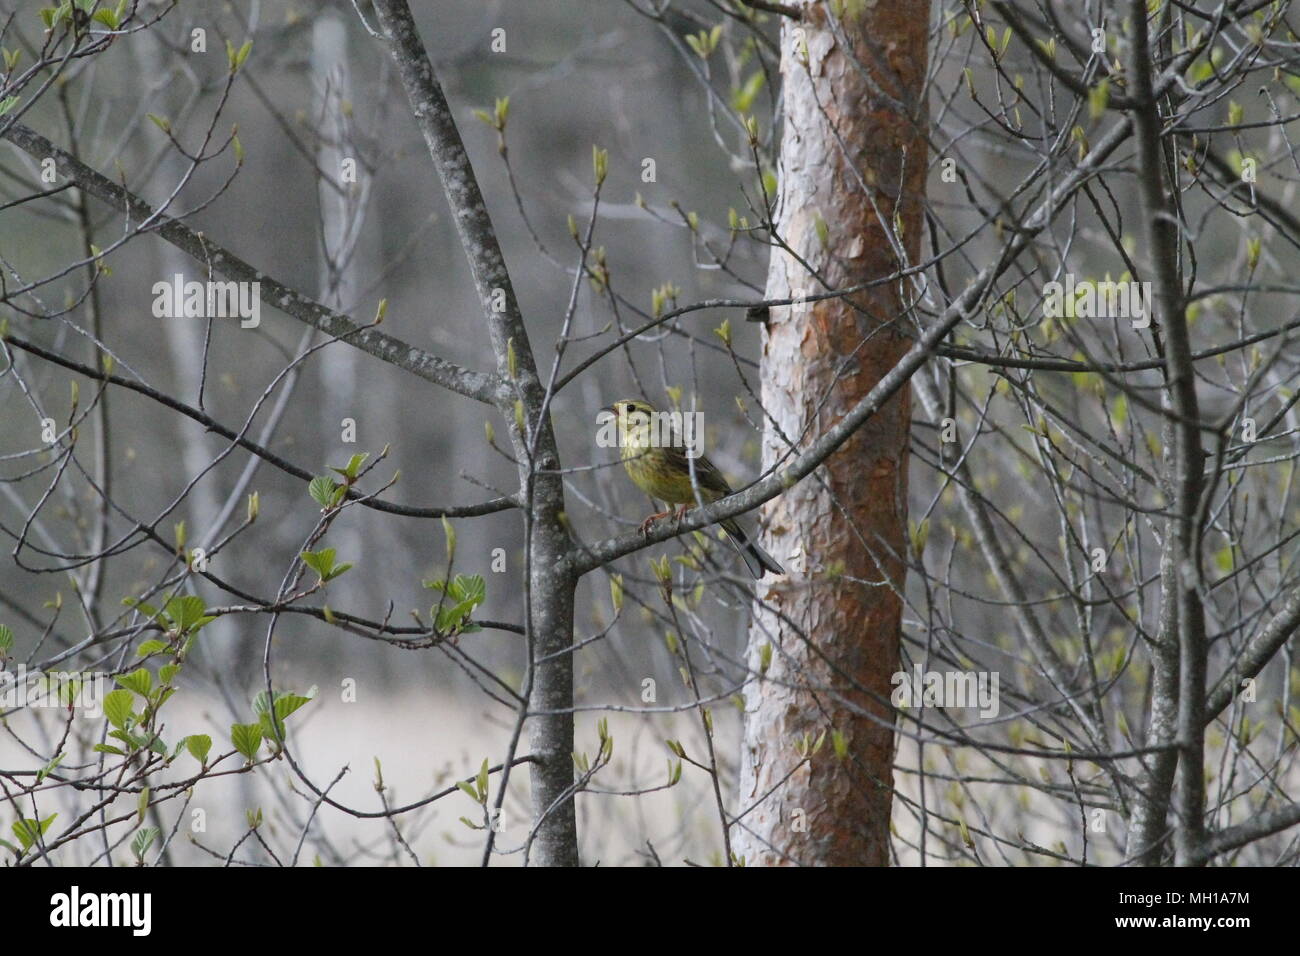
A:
603,398,784,578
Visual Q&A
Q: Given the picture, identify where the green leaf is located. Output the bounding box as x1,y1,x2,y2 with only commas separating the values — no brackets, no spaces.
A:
441,516,456,561
0,624,13,654
435,605,462,632
158,663,179,685
254,690,314,743
300,547,335,578
450,574,486,606
136,639,168,657
273,693,312,721
115,668,153,698
0,95,20,118
731,71,765,113
36,753,63,783
270,691,310,743
309,475,342,508
103,689,134,729
329,452,369,480
302,548,351,582
122,597,160,622
92,744,125,756
323,562,352,582
11,814,55,852
259,709,285,744
165,595,207,632
433,573,487,635
456,780,481,803
435,580,486,634
231,723,263,760
184,734,212,764
1088,78,1110,121
131,826,159,861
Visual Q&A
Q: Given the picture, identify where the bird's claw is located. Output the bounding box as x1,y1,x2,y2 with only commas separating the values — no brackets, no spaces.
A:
639,510,672,536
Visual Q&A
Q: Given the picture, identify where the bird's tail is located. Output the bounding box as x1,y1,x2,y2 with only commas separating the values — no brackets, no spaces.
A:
720,518,784,579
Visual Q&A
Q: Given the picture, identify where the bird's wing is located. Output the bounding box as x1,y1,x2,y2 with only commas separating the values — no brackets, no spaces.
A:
661,445,733,498
651,416,735,498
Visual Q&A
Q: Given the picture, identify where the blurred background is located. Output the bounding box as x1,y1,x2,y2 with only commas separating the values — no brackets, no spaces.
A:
0,0,785,865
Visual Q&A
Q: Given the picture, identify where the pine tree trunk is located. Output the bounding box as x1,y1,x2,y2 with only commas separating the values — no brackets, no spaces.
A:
734,0,930,867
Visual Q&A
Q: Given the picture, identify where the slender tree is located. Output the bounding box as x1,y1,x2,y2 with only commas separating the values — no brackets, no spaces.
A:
734,0,931,865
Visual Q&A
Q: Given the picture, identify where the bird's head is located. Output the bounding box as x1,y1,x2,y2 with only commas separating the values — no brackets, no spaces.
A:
603,398,657,443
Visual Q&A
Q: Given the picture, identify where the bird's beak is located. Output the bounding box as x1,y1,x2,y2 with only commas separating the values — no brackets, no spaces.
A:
601,404,616,415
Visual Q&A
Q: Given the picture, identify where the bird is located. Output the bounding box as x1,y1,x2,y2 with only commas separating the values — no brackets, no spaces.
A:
603,398,784,578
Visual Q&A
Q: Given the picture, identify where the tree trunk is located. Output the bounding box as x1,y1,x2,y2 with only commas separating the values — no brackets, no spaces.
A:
734,0,930,867
370,0,578,866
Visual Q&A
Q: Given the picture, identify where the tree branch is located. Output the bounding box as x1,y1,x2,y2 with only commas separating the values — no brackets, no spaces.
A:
1191,802,1300,865
737,0,803,19
1204,583,1300,723
3,334,513,519
0,121,504,405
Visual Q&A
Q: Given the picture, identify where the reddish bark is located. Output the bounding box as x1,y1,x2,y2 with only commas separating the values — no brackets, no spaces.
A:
735,0,930,866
